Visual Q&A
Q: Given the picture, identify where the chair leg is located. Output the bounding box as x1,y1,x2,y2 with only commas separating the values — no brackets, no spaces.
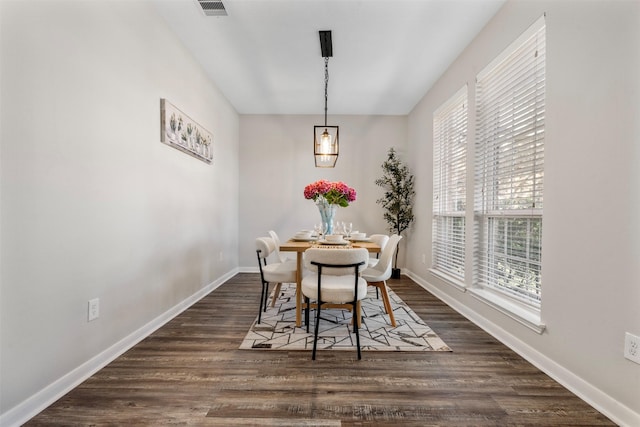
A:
263,282,271,312
305,297,310,333
349,305,357,327
258,281,267,324
353,300,361,360
376,281,397,327
270,283,282,307
312,299,322,360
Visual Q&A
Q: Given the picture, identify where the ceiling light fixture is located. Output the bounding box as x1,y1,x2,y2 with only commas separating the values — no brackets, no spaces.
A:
314,30,339,168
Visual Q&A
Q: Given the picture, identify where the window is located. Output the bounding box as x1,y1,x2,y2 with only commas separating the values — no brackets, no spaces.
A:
475,16,545,312
433,86,467,283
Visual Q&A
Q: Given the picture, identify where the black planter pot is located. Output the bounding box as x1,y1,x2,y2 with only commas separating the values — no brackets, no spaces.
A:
391,268,401,279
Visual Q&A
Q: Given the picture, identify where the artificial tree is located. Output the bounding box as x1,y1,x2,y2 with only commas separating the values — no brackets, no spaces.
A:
375,148,415,278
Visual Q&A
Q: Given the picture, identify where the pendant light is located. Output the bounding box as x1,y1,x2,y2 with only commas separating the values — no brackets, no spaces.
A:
314,30,339,168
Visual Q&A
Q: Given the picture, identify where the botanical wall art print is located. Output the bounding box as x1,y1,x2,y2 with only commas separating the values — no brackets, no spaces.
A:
160,98,213,164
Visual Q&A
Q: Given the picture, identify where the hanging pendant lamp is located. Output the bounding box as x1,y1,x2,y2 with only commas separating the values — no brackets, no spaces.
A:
314,30,339,168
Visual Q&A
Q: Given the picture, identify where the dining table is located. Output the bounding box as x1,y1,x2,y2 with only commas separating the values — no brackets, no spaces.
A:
280,238,381,327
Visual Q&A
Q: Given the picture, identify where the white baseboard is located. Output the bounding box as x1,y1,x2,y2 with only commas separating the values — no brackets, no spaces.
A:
0,268,239,427
404,269,640,427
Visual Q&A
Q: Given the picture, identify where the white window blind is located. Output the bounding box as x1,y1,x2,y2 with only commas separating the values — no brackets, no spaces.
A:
475,16,545,306
433,86,467,281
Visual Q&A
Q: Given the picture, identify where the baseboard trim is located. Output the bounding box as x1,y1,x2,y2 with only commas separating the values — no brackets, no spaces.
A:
0,268,239,427
404,269,640,427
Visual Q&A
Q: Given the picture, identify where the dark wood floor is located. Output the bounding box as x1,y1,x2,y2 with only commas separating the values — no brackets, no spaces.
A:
26,273,615,426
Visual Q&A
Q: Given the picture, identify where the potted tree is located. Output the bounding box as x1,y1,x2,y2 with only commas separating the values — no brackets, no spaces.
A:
375,148,415,278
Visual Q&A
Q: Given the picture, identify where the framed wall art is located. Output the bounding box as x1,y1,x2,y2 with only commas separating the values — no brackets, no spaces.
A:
160,98,213,164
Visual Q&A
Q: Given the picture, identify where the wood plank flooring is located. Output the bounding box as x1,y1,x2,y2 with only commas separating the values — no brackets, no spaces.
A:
25,273,616,426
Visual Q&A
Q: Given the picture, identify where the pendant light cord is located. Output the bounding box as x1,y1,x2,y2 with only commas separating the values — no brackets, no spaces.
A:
324,56,329,127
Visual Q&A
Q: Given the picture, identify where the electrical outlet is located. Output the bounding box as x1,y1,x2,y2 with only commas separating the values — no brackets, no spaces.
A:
219,251,223,261
422,253,426,264
88,298,100,322
624,332,640,364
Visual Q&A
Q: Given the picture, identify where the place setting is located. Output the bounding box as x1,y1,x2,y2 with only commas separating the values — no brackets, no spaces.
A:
307,221,358,244
290,222,355,246
316,233,350,246
291,230,317,242
346,231,371,242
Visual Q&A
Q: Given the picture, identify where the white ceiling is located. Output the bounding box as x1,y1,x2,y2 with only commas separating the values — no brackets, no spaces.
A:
153,0,505,115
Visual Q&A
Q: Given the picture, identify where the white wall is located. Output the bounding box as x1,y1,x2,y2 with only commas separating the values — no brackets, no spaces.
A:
405,1,640,425
238,114,408,268
0,0,239,420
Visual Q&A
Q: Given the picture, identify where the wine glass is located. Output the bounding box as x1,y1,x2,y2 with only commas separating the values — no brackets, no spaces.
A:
345,222,353,238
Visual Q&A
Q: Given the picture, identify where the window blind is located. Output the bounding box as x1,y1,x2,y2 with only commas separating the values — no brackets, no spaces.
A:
433,86,467,280
475,16,545,305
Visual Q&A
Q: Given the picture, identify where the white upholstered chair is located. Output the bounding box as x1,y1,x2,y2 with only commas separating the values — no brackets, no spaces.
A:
268,230,296,264
360,234,403,328
301,247,369,360
255,237,297,323
367,234,389,268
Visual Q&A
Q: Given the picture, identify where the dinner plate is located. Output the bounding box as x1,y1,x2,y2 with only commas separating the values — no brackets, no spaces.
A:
317,239,349,245
292,237,317,242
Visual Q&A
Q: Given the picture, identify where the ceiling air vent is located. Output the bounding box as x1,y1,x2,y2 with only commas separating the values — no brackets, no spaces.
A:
198,0,227,17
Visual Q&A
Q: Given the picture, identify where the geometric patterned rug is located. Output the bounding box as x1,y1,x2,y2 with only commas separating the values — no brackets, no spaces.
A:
239,283,451,352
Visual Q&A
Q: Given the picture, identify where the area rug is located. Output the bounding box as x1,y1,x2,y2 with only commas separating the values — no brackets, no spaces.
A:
240,283,451,352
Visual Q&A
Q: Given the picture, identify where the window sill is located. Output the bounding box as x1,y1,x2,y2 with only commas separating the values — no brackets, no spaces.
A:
469,287,546,334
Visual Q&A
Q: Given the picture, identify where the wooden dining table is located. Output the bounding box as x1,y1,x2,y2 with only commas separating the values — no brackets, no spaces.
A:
280,239,381,327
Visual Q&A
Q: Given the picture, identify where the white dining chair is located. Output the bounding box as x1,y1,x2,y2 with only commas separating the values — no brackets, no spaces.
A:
301,247,369,360
368,234,389,268
268,230,296,264
367,234,389,299
255,237,297,323
360,234,402,328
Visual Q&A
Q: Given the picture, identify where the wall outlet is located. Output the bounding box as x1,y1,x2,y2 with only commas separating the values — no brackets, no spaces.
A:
422,253,426,264
219,251,223,261
88,298,100,322
624,332,640,364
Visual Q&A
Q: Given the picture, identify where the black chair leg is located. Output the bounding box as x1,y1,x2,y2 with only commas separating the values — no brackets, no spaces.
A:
258,281,267,324
353,300,361,360
258,281,272,323
305,297,310,332
312,300,322,360
263,283,270,312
